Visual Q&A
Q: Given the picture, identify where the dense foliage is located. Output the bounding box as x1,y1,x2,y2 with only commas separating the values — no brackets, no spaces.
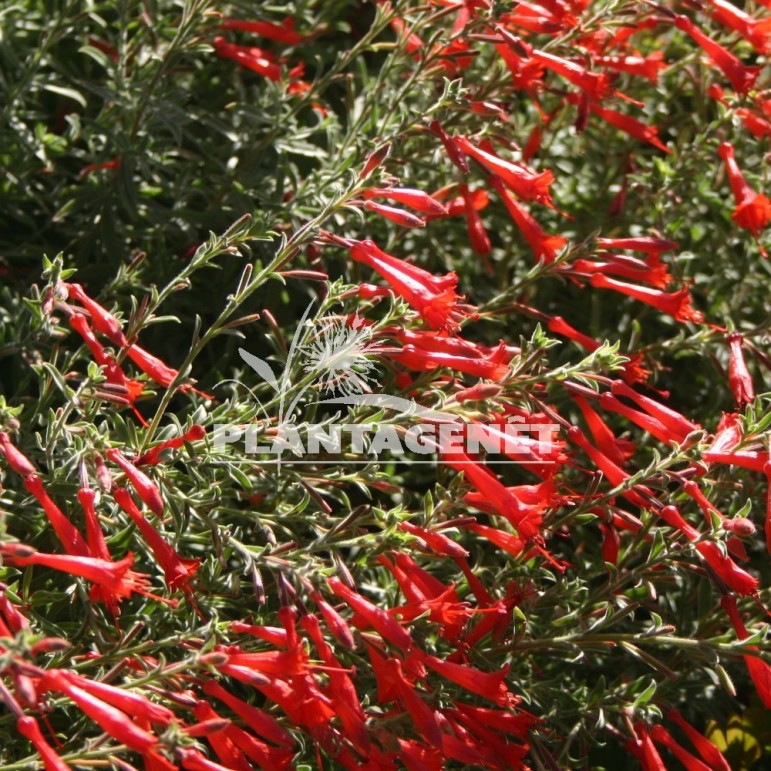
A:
1,0,771,768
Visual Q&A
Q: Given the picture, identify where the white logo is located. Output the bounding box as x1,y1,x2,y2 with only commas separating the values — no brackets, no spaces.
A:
213,300,559,466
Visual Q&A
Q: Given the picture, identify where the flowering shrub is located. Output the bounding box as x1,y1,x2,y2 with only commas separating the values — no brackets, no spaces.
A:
1,0,771,768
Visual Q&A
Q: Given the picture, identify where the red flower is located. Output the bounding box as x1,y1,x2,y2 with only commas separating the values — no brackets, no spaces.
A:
429,120,470,173
383,657,443,746
459,182,492,268
113,487,200,596
327,575,414,650
78,487,121,614
453,135,556,208
310,592,356,650
202,679,294,747
301,613,370,753
596,237,678,253
391,342,510,380
40,669,158,754
718,142,771,251
722,579,769,637
134,424,206,466
632,723,667,771
66,283,128,347
69,313,144,412
106,448,164,517
572,394,635,467
213,37,283,81
442,449,545,539
463,521,526,558
571,254,671,290
51,669,174,726
586,102,670,154
23,475,89,557
125,343,212,397
363,200,426,228
0,431,37,477
349,239,468,331
666,709,732,771
1,545,154,601
650,724,712,771
220,16,304,45
674,15,760,94
16,715,70,771
488,175,566,262
363,187,448,216
589,273,704,323
727,332,756,407
705,0,771,54
595,52,666,83
398,521,469,560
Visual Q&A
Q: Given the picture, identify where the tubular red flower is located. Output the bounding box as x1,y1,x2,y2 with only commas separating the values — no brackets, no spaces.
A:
572,255,671,289
301,613,370,753
704,0,771,54
488,175,566,262
192,701,251,771
572,394,634,467
327,575,414,650
529,48,612,100
363,200,426,228
383,657,443,746
633,723,667,771
213,37,283,81
23,475,90,557
106,448,164,517
463,521,526,558
363,187,449,216
78,487,122,614
2,546,153,600
309,592,356,649
0,431,37,477
596,237,678,254
391,343,510,380
417,651,512,705
349,239,468,331
650,724,712,771
595,53,666,83
125,344,211,398
568,426,653,507
589,273,704,323
17,715,70,771
674,15,759,94
113,487,200,594
220,17,303,45
0,588,29,633
133,425,206,466
718,142,771,249
586,102,670,154
179,748,237,771
398,521,469,560
56,670,174,726
452,701,537,740
70,317,145,423
459,183,492,265
429,120,470,173
695,540,758,595
727,332,755,406
453,135,556,208
41,669,158,754
202,679,294,747
598,392,675,445
65,283,128,347
667,708,733,771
